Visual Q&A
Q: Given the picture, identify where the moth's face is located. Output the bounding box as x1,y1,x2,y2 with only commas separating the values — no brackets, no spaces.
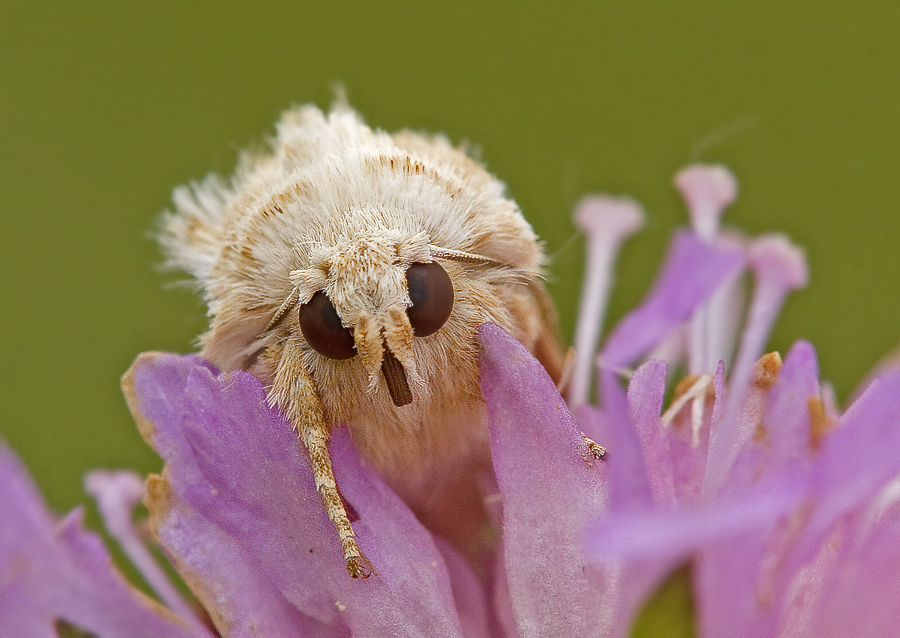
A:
293,232,456,406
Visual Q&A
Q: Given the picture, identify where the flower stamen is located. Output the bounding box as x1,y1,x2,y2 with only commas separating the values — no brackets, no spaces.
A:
675,164,740,376
661,373,715,448
569,196,644,407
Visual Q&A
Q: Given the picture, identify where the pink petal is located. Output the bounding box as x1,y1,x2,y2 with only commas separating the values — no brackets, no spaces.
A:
601,230,745,371
626,360,674,502
477,323,609,637
805,509,900,637
0,445,209,638
126,353,467,638
804,364,900,549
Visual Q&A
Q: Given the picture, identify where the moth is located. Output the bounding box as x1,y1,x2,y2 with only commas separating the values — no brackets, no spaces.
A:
161,103,571,577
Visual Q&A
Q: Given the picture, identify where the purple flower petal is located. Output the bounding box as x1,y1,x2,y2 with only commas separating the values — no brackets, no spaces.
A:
705,236,809,491
153,485,330,638
433,538,497,638
587,473,805,637
761,340,819,468
598,369,653,511
587,475,804,565
804,364,900,547
477,323,609,637
719,340,819,497
693,361,900,637
124,352,467,638
600,230,745,371
85,470,205,627
626,360,674,502
804,507,900,637
0,445,208,638
694,532,780,637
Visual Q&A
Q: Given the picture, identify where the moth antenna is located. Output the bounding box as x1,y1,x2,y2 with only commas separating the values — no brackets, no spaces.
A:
264,288,300,333
428,246,505,267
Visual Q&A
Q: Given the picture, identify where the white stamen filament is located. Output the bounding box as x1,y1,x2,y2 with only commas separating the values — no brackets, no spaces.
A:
661,374,714,446
568,196,644,407
704,235,808,494
675,165,737,243
675,165,739,375
689,279,745,376
691,390,707,447
84,470,207,631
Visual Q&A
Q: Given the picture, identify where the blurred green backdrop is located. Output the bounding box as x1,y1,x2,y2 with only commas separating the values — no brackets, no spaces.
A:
1,1,898,624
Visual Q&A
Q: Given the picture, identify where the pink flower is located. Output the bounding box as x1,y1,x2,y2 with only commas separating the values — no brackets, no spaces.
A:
0,446,211,637
583,166,900,637
3,164,900,637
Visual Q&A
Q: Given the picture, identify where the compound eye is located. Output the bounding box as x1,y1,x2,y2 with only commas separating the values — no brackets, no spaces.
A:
299,291,357,359
406,262,454,337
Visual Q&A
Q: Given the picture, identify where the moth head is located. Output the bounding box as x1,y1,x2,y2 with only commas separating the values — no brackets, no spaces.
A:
270,230,499,407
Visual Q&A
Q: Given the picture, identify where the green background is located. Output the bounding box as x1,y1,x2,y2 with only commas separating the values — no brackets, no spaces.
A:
1,2,897,633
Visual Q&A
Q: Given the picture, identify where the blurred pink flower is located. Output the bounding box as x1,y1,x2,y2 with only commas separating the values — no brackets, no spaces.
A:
583,166,900,638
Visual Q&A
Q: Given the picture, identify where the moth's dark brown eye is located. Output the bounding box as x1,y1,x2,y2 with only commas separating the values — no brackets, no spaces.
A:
299,291,357,359
406,262,454,337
